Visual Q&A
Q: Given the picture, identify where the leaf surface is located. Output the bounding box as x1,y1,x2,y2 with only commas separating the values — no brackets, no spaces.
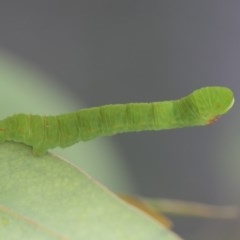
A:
0,142,182,240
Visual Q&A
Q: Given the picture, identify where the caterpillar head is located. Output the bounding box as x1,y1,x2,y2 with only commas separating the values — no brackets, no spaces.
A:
191,86,234,124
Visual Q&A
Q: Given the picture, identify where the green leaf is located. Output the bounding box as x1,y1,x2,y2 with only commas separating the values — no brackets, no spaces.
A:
0,142,182,240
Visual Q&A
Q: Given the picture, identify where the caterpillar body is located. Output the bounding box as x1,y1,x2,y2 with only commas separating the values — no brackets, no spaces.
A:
0,86,234,155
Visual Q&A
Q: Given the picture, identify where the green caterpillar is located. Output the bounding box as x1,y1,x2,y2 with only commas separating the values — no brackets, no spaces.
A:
0,86,234,155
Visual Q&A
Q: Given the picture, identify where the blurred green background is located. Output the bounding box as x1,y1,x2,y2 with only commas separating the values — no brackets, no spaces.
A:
0,1,239,239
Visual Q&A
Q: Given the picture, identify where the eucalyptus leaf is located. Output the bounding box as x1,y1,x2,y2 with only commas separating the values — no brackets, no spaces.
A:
0,142,182,240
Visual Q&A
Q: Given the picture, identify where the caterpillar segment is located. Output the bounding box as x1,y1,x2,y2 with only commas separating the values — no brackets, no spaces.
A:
0,86,234,155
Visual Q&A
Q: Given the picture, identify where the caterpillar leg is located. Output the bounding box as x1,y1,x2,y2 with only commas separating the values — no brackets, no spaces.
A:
32,146,48,156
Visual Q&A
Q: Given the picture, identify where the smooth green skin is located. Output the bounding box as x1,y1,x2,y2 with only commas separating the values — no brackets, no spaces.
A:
0,86,234,155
